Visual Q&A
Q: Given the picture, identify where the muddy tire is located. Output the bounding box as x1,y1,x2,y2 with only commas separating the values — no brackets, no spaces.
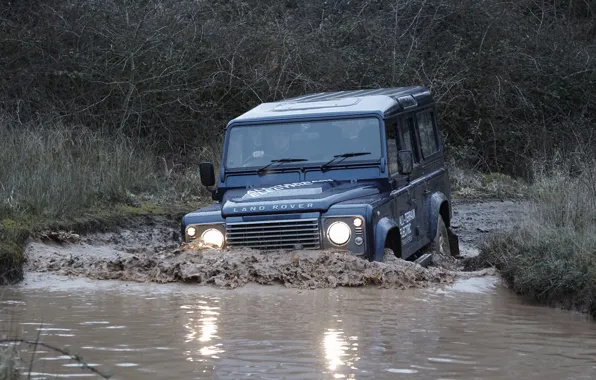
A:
429,216,452,257
426,215,461,269
381,248,399,264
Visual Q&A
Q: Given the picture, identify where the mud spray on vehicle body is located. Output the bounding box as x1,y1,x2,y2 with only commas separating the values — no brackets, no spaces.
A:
23,87,520,290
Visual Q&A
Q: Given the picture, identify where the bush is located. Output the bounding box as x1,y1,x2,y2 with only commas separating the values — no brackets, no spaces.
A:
0,123,160,219
0,240,23,285
1,0,594,174
475,156,596,316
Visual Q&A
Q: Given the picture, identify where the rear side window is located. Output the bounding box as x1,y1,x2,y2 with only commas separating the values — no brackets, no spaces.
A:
386,122,399,175
416,111,439,158
400,117,419,163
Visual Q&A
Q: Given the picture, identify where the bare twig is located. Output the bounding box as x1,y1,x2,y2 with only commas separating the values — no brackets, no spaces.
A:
0,339,112,379
26,322,43,380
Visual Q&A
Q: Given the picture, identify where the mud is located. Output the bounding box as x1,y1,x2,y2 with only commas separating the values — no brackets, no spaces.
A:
450,199,520,256
25,243,460,289
23,200,515,289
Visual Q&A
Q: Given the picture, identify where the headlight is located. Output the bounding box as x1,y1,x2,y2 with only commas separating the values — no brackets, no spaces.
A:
187,227,196,237
327,221,351,246
201,229,224,248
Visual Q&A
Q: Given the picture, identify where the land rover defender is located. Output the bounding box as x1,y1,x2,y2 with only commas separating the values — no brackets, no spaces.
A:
181,87,459,266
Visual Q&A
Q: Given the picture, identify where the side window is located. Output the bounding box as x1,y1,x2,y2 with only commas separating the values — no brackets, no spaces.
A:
416,111,439,158
385,121,399,175
400,117,419,163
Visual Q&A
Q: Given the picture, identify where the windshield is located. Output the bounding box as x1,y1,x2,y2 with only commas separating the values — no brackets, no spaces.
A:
225,117,382,169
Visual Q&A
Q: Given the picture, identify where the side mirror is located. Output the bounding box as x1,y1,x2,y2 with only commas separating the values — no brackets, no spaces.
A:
199,162,216,187
398,150,413,175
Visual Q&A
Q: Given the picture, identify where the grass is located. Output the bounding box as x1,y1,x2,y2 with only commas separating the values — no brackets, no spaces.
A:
0,344,19,380
468,156,596,317
0,122,219,283
447,158,529,200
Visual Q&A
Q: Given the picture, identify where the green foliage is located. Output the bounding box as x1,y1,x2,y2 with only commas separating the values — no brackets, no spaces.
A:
0,124,157,219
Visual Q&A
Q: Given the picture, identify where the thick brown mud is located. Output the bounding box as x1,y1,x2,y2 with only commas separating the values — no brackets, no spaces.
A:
23,200,515,289
25,243,461,289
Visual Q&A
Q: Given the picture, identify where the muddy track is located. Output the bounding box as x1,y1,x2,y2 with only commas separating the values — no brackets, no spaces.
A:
23,200,518,289
449,199,520,256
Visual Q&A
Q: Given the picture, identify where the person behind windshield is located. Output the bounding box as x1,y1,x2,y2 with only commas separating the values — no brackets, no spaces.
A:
246,125,297,164
269,127,292,156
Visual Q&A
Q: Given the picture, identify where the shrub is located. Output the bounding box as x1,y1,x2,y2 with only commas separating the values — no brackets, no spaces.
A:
475,156,596,316
1,0,594,174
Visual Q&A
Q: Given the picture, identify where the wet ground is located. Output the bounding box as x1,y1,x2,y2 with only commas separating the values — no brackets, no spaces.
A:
22,200,520,289
449,199,521,256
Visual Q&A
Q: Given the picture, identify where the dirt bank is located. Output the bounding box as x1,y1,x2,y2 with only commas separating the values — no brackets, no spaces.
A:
23,200,516,289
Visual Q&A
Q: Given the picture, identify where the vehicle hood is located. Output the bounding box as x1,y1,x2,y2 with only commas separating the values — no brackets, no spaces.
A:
221,180,379,217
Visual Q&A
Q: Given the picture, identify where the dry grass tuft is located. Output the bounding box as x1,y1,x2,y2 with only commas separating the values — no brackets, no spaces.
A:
0,344,19,380
472,155,596,316
447,158,529,200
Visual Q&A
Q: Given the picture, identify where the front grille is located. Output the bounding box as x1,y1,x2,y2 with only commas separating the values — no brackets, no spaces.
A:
225,219,320,250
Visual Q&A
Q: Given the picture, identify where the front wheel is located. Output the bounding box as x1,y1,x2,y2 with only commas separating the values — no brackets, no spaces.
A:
430,216,451,257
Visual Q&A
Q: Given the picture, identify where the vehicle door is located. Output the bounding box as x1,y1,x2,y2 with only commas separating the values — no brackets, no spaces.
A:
412,108,444,247
385,118,418,257
397,114,425,253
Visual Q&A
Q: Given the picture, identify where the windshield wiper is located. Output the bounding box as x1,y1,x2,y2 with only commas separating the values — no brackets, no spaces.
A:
321,152,371,172
257,158,308,174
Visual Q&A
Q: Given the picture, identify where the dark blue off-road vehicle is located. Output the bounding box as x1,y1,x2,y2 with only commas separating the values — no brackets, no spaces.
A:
181,87,459,266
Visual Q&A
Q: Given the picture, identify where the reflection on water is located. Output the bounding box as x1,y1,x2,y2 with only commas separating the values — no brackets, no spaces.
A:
323,329,345,370
183,298,224,360
2,275,596,379
323,328,359,379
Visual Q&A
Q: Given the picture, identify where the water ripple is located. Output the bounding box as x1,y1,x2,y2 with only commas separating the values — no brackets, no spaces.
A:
2,281,596,380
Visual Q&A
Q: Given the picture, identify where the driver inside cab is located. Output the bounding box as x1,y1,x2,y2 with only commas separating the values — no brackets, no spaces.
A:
247,125,297,164
270,127,292,156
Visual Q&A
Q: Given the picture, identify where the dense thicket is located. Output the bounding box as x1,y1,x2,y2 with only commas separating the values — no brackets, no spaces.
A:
1,0,594,173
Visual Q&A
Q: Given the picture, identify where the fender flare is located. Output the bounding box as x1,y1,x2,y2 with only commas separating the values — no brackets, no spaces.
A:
429,192,450,239
373,217,400,261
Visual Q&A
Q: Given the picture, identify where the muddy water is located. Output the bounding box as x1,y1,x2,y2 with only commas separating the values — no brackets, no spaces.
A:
2,274,596,380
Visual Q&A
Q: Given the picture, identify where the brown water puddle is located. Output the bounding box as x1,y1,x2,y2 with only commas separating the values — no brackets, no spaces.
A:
2,273,596,379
